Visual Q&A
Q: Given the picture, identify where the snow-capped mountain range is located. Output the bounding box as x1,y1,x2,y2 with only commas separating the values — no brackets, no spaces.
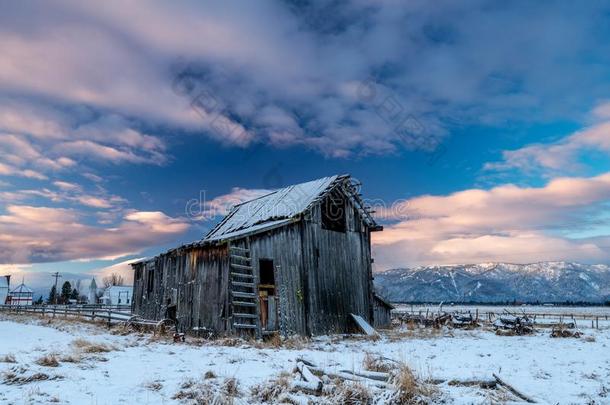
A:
374,262,610,303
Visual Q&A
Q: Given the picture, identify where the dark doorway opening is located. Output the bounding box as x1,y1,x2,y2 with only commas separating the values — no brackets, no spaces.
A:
258,259,278,332
259,259,275,285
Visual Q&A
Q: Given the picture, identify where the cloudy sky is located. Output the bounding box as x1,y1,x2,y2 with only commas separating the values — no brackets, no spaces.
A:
2,1,610,288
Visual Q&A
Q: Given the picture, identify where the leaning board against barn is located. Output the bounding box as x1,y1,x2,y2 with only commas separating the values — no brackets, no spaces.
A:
131,174,382,337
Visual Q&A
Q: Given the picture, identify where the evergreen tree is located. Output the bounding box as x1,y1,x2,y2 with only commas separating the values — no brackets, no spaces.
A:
47,285,57,304
70,288,79,301
34,296,44,305
60,281,72,304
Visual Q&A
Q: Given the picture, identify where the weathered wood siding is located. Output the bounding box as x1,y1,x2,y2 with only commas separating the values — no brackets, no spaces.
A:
373,297,392,328
248,223,307,336
132,245,230,334
300,190,374,335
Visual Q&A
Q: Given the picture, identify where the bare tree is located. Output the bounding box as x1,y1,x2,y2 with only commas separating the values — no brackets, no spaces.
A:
102,273,124,288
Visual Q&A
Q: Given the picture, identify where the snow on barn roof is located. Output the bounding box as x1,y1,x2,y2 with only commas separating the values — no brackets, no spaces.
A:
131,174,378,265
204,174,375,241
10,282,33,294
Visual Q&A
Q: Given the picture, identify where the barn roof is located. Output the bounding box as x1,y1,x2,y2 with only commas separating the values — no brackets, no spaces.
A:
204,174,378,241
11,282,32,294
131,174,379,266
374,292,395,309
0,276,8,288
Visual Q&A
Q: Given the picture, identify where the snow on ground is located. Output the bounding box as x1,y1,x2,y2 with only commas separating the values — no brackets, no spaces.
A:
0,313,609,404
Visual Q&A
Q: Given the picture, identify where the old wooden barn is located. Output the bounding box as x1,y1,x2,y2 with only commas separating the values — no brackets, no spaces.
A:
131,174,384,337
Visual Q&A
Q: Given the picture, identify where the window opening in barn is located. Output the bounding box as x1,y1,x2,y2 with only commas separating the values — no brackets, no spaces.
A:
258,259,278,332
321,193,346,233
166,297,177,321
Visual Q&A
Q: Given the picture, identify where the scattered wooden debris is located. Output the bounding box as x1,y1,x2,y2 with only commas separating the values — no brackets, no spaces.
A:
396,311,479,328
289,357,391,397
295,361,322,392
493,314,534,335
550,325,581,338
451,313,478,328
284,356,539,403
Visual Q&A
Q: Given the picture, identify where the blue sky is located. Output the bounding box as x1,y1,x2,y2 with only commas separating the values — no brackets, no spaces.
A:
1,1,610,289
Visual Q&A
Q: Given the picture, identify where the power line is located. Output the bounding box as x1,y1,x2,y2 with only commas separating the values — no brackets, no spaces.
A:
51,272,61,305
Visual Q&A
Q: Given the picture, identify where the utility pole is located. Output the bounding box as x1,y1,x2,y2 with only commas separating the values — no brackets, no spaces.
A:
51,272,61,305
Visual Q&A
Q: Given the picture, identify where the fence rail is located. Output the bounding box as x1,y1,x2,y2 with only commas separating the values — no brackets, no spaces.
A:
0,304,133,325
392,307,609,329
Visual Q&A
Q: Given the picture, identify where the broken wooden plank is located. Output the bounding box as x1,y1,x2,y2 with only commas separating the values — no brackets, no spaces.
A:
296,362,322,391
350,313,378,336
338,369,389,382
307,366,388,388
431,378,497,389
493,373,536,403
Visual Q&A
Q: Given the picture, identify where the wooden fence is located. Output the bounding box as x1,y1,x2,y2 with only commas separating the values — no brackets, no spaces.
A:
392,307,610,329
0,304,160,327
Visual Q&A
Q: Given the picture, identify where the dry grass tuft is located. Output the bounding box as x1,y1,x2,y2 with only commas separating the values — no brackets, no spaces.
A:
282,336,310,350
389,364,439,404
223,377,239,397
250,334,310,350
263,332,282,348
35,355,59,368
327,380,372,405
250,371,292,403
204,370,217,379
583,335,596,343
71,338,114,353
0,354,17,363
212,337,242,347
362,352,393,373
145,380,163,391
386,326,444,342
2,365,63,386
172,375,241,404
59,353,82,363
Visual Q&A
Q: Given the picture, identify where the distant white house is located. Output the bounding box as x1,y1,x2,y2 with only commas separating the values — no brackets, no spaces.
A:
88,277,98,304
9,282,33,306
101,286,133,306
0,276,9,305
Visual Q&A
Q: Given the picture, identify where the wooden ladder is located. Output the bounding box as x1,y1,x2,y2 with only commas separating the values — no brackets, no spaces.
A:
229,239,261,338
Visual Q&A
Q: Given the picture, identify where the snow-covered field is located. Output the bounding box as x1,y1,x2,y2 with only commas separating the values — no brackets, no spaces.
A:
395,304,610,317
0,313,609,404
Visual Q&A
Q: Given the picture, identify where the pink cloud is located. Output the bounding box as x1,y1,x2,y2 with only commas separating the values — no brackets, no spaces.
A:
485,115,610,175
373,172,610,269
0,205,190,264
